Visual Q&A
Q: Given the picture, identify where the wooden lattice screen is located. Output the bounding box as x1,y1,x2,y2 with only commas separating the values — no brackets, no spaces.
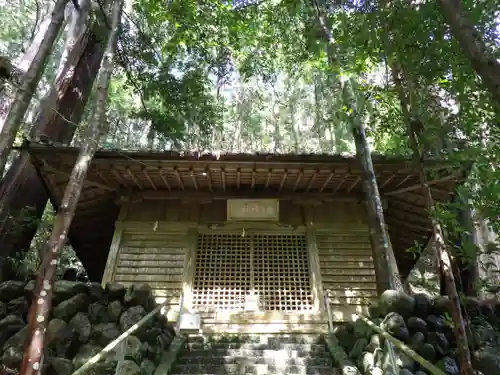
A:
192,232,313,312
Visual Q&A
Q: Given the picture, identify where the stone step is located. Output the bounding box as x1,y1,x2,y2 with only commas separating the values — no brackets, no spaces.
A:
175,355,334,367
186,342,327,353
171,363,341,375
183,348,329,359
187,335,324,345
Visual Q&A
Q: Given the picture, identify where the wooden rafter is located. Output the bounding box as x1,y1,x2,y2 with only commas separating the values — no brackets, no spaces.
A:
333,174,349,193
158,167,171,191
319,171,334,192
190,168,198,190
347,176,360,192
237,168,241,188
292,169,303,191
42,163,114,191
206,167,213,192
265,169,272,188
221,168,226,191
143,168,157,190
174,167,184,190
126,167,143,190
384,173,461,196
251,168,256,189
305,170,318,192
279,169,288,191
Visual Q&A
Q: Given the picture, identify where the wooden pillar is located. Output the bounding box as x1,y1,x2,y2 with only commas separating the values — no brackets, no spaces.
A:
101,198,130,287
304,206,325,314
181,228,198,313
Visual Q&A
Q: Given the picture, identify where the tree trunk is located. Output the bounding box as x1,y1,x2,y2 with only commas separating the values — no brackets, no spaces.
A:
0,0,69,177
438,0,500,108
312,1,403,293
0,24,109,281
20,1,123,373
392,64,474,375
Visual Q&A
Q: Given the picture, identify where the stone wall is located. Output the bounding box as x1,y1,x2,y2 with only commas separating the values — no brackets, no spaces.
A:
0,280,176,375
334,290,500,375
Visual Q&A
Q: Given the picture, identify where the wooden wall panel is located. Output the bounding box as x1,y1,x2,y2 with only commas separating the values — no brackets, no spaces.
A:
316,228,377,321
111,229,188,306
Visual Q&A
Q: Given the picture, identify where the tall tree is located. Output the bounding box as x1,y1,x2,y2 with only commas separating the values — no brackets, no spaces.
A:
0,0,69,177
20,0,123,373
392,62,474,375
312,0,403,293
438,0,500,109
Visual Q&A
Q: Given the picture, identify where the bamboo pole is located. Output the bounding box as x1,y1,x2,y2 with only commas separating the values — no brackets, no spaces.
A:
354,314,446,375
72,303,166,375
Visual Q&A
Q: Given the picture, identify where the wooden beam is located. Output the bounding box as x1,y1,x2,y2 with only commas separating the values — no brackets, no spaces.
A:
127,189,364,202
383,173,460,196
41,163,115,191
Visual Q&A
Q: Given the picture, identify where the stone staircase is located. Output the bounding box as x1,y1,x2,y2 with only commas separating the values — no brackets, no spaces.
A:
168,334,342,375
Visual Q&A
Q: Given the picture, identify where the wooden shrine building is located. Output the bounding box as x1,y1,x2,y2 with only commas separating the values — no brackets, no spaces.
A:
25,144,465,332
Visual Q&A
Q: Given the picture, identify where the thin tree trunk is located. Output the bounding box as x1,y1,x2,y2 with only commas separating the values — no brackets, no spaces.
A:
312,1,402,293
438,0,500,108
20,1,123,374
0,0,69,177
392,63,474,375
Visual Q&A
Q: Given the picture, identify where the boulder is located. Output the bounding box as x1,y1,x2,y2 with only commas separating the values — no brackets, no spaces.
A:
108,300,123,322
69,312,92,343
418,343,436,362
381,312,410,343
426,315,446,333
123,284,154,310
406,317,428,335
379,290,415,319
47,318,75,356
349,338,368,359
358,351,375,374
120,360,142,375
54,281,88,303
105,282,126,300
366,333,384,352
53,293,90,321
0,281,25,301
473,346,500,375
2,325,28,351
7,296,28,317
413,293,431,318
427,332,449,357
0,315,25,347
0,300,7,320
140,358,156,375
408,332,425,352
120,305,147,332
72,344,103,368
88,282,105,302
432,296,452,315
123,335,144,362
90,323,121,347
88,302,110,324
1,345,24,368
50,357,74,375
437,356,459,375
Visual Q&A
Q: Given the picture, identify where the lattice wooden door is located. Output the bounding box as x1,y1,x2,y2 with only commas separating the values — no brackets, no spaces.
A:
192,232,314,313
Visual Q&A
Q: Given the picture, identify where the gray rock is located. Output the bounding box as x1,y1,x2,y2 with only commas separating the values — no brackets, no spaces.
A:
426,315,446,333
123,284,154,310
105,282,126,300
88,302,110,324
8,296,28,316
54,281,88,303
368,302,383,319
379,290,415,319
409,332,425,351
3,326,28,351
140,359,156,375
427,332,449,357
72,344,103,368
47,318,75,356
349,338,368,359
397,352,416,372
108,300,123,322
473,346,500,375
1,346,23,368
432,296,452,315
88,282,105,302
0,300,7,319
398,370,414,375
437,356,459,375
50,357,74,375
381,312,410,343
90,323,121,346
407,317,428,335
334,324,356,353
0,281,24,301
413,293,431,318
120,305,146,332
69,312,92,343
418,343,436,362
53,293,90,321
91,361,117,375
24,280,36,299
353,318,373,339
0,315,24,347
124,335,144,362
414,371,427,375
121,360,142,375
